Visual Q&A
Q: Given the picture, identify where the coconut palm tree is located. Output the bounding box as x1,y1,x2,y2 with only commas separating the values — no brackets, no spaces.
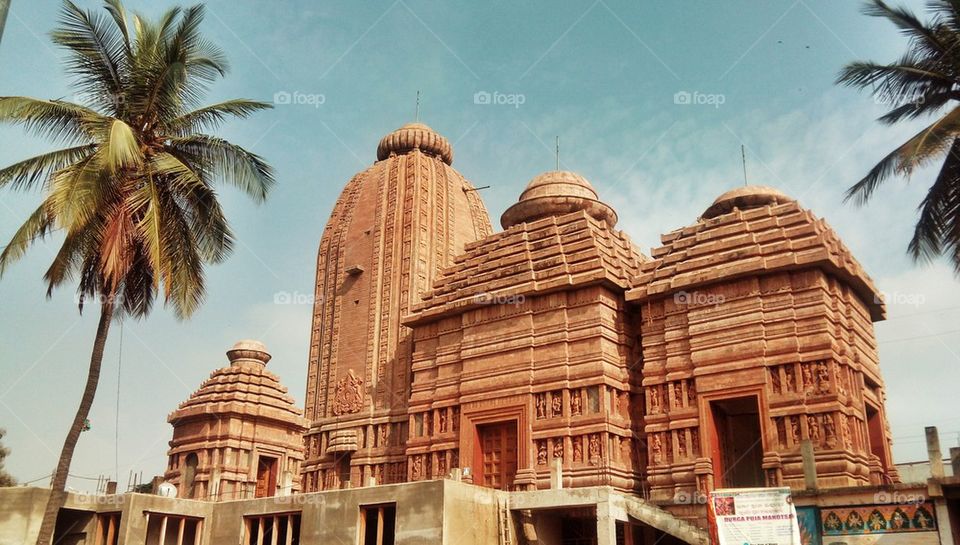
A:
0,2,274,543
838,0,960,274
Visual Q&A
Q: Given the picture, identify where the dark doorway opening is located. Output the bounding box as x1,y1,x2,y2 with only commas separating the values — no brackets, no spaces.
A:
255,455,278,498
183,452,198,499
710,396,764,488
865,404,890,473
476,421,518,490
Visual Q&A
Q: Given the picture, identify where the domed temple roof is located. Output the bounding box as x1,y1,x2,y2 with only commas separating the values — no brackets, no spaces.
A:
376,122,454,165
304,122,492,424
701,185,795,219
168,341,306,424
628,185,885,320
500,170,618,229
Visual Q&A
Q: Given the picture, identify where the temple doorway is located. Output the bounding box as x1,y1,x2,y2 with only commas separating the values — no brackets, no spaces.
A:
255,455,278,498
865,403,890,473
709,396,764,488
477,421,518,490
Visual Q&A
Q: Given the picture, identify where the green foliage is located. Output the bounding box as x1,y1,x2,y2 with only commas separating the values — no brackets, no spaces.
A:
0,429,16,487
0,0,275,318
838,0,960,274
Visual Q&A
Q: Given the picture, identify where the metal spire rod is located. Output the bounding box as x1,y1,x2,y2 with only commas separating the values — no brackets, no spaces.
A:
415,90,421,122
556,136,560,171
741,144,748,186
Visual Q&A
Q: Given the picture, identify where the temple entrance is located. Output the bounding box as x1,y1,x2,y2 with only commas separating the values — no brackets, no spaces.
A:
865,403,890,472
477,421,518,490
709,396,764,488
255,455,278,498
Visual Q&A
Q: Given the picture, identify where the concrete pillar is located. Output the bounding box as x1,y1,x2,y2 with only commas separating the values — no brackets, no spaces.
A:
596,500,617,545
105,481,117,494
926,427,945,479
935,501,957,545
550,457,563,489
801,440,817,490
950,447,960,477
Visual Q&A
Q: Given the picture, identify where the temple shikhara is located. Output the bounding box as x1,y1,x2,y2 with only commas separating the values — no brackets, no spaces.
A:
4,123,955,545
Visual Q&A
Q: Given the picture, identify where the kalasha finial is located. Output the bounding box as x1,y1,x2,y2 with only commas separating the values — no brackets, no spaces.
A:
226,340,271,366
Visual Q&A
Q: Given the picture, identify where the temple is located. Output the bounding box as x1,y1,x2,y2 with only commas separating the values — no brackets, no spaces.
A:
4,122,956,545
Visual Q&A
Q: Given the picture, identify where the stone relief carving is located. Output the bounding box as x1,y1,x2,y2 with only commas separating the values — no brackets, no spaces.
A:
573,436,583,462
332,369,364,415
816,362,831,394
790,416,801,445
571,390,582,416
537,441,547,465
802,363,814,393
553,439,563,460
651,434,663,464
824,414,838,448
589,434,601,461
412,455,423,480
551,392,563,418
649,386,661,414
786,366,797,392
535,393,546,419
808,415,822,444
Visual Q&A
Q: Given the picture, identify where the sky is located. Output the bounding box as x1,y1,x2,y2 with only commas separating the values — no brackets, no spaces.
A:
1,0,959,492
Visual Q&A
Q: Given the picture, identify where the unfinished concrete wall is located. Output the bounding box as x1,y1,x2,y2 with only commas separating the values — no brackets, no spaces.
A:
0,487,48,545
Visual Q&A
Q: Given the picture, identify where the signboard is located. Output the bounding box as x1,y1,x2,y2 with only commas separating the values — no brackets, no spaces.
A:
708,487,802,545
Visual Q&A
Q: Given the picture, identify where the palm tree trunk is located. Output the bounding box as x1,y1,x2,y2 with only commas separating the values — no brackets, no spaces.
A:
35,299,114,545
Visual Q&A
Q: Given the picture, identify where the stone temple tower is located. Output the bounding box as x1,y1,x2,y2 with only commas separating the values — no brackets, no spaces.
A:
301,123,493,490
166,341,308,501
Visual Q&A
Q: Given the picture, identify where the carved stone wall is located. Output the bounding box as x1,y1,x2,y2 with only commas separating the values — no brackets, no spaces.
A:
627,193,897,502
301,124,493,490
405,210,647,492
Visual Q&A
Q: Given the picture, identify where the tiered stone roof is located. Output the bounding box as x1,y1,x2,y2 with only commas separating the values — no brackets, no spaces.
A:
168,340,307,426
407,210,646,323
626,187,885,321
501,170,618,229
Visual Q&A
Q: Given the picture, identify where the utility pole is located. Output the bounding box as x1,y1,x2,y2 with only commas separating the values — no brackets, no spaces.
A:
0,0,10,48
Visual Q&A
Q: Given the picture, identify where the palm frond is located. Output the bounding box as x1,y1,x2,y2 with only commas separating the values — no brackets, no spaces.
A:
0,97,105,144
149,151,234,262
909,138,960,272
165,99,270,135
878,91,958,124
104,118,143,172
0,144,96,191
51,1,127,114
167,134,274,201
0,202,55,275
846,106,960,204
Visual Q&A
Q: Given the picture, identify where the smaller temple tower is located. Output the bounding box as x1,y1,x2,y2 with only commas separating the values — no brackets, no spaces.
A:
627,185,897,501
166,340,309,501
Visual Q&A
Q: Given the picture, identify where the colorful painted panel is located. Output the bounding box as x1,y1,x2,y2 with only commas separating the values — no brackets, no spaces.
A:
797,507,821,545
821,502,937,536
